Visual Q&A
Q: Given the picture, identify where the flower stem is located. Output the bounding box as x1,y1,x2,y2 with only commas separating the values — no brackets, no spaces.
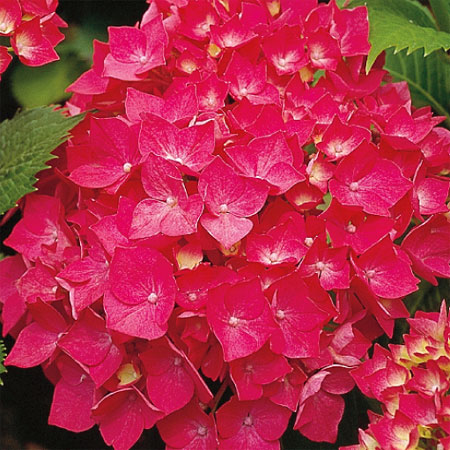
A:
211,377,229,414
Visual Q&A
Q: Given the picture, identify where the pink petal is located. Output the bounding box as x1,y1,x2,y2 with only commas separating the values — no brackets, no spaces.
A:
58,309,113,367
5,322,59,368
48,359,96,432
0,255,27,336
158,400,218,449
294,389,344,443
330,143,412,216
104,289,168,341
109,246,176,307
108,26,147,63
160,194,203,236
415,177,449,215
129,199,170,239
0,0,22,34
354,237,419,298
201,213,253,249
402,215,450,284
93,388,163,450
207,279,277,361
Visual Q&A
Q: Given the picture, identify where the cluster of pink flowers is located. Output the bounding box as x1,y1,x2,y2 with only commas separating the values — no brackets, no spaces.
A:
344,302,450,450
1,0,450,449
0,0,66,78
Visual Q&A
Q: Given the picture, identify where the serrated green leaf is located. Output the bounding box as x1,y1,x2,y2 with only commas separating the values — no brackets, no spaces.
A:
350,0,450,71
384,47,450,127
0,339,6,386
0,107,85,214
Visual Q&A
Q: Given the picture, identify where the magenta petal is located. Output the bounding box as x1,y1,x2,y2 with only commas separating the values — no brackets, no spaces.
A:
201,213,253,248
199,157,266,217
177,122,215,172
139,115,214,172
139,114,181,159
294,389,344,443
354,237,419,298
28,300,67,333
227,177,269,217
48,369,96,432
269,273,332,358
5,322,59,368
158,400,218,449
219,428,278,450
129,199,169,239
125,87,164,122
415,177,449,215
147,364,195,414
402,215,450,284
93,388,163,450
141,344,196,413
0,255,27,336
163,84,199,123
108,26,147,62
330,5,370,57
57,248,109,318
110,246,176,307
252,398,291,441
58,310,112,366
160,194,203,236
330,143,412,216
230,347,291,401
262,26,307,75
70,162,125,188
141,152,184,199
207,280,277,361
2,291,26,337
103,56,145,81
0,0,22,34
12,19,59,66
67,68,108,95
104,290,168,340
224,279,266,321
18,261,60,304
265,163,304,194
89,344,123,388
217,396,290,446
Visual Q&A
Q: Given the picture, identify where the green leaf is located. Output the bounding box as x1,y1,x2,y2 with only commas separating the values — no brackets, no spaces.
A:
350,0,450,71
384,47,450,127
335,0,348,9
312,69,325,86
0,107,85,214
430,0,450,33
0,339,6,386
317,192,332,211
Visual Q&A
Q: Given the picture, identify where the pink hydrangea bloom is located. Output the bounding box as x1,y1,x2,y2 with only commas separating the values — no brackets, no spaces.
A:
1,1,450,449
